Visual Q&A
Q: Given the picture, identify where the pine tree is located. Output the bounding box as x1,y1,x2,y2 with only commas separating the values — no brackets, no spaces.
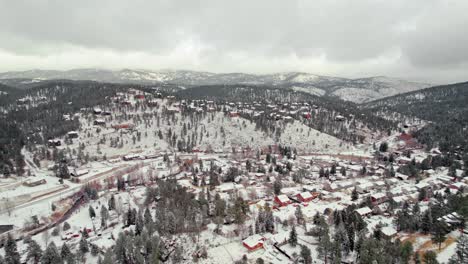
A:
273,178,282,195
60,243,71,261
431,221,447,250
300,245,312,264
423,250,439,264
400,241,413,264
351,188,359,201
26,239,43,264
317,229,331,263
135,210,144,235
288,226,298,247
91,244,100,256
79,237,89,254
89,205,96,219
108,195,116,211
144,207,153,226
4,234,21,264
421,209,433,233
100,205,109,228
450,233,468,263
295,206,304,225
102,248,114,264
41,242,62,264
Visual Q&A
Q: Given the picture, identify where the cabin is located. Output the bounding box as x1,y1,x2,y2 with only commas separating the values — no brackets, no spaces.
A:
274,195,292,207
296,192,314,202
123,154,141,161
242,234,265,251
112,124,134,130
371,193,387,204
355,206,372,217
134,94,145,100
93,108,102,115
335,115,346,121
47,139,61,147
23,179,46,187
94,119,106,126
67,131,79,139
229,111,240,118
302,112,312,119
381,226,397,239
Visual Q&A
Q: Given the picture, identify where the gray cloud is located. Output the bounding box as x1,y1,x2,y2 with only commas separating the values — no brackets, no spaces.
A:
0,0,467,83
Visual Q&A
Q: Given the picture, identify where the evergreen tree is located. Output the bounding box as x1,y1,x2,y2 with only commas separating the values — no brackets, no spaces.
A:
41,242,62,264
26,239,43,264
351,188,359,201
400,241,413,264
273,178,282,195
423,250,439,264
288,226,298,247
79,237,89,254
295,206,304,225
108,195,116,211
4,234,20,264
135,210,144,235
447,233,468,263
89,205,96,219
100,205,109,228
300,245,312,264
60,243,71,261
431,221,447,250
102,248,114,264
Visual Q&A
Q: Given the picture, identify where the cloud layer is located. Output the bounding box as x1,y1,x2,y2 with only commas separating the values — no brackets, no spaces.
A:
0,0,467,83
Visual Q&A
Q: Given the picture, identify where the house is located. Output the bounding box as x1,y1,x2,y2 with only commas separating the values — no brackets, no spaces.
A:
381,226,397,239
335,115,345,121
355,207,372,217
67,131,79,139
112,124,134,130
47,139,61,147
242,234,265,251
23,179,47,187
449,182,467,192
93,107,102,115
371,193,387,204
123,154,141,161
302,112,312,119
296,192,314,202
274,194,292,207
134,94,145,100
229,111,240,118
94,119,106,126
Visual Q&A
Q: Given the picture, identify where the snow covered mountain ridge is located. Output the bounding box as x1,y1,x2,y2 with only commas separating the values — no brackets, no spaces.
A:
0,69,431,103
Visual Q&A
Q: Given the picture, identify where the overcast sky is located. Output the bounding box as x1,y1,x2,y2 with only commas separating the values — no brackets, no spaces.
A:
0,0,467,83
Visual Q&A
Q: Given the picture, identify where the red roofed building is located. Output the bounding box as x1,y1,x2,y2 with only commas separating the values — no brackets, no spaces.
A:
274,195,292,207
242,234,265,251
296,192,314,202
398,133,413,141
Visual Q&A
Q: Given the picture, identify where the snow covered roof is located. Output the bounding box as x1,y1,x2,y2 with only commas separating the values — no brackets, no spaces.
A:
355,207,372,216
298,192,312,199
276,194,290,203
371,193,386,200
381,226,397,237
242,234,264,248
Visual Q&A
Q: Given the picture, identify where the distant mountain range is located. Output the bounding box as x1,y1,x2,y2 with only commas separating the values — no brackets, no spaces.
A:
0,69,431,103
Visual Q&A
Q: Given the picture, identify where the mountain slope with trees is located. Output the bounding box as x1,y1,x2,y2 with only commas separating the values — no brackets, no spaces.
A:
364,81,468,153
